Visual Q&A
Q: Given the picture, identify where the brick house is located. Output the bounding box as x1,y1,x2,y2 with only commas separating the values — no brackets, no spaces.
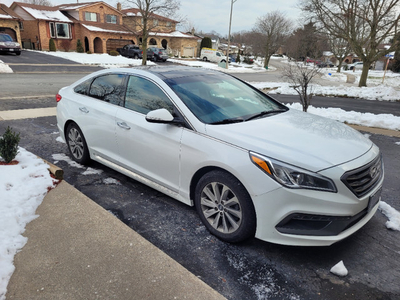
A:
0,3,22,44
8,1,198,56
10,1,135,53
121,8,198,57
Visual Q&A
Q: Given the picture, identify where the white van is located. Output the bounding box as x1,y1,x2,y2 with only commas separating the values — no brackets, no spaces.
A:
200,48,230,63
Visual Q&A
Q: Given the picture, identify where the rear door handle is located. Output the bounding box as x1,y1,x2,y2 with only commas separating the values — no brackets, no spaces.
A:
79,107,89,113
117,122,131,130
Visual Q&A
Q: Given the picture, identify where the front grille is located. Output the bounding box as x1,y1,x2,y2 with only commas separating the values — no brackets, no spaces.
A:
341,153,383,198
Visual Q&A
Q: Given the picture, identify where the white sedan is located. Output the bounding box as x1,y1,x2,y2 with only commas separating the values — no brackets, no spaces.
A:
56,66,384,246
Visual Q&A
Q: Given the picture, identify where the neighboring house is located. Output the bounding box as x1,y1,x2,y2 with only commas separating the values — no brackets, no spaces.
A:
121,8,198,57
8,1,198,56
0,3,22,44
10,1,134,53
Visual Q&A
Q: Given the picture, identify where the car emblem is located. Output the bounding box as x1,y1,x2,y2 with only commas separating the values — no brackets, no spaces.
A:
370,165,379,179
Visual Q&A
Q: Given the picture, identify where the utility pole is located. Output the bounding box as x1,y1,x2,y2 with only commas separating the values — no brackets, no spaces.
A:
226,0,237,69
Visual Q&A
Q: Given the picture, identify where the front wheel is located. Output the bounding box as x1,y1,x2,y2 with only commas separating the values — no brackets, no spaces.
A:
195,170,256,243
203,57,207,61
66,123,90,165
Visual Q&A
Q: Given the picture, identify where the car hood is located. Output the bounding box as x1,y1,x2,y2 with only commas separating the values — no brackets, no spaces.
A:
205,109,372,172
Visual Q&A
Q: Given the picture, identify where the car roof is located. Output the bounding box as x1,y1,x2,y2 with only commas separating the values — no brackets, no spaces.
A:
133,66,224,80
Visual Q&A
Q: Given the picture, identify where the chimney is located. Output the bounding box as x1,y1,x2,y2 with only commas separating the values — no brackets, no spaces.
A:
117,2,122,11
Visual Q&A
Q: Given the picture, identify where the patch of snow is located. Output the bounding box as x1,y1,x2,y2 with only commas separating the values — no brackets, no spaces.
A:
23,6,72,22
82,167,103,176
35,50,156,68
395,142,400,145
55,136,65,144
379,201,400,231
0,147,56,299
52,153,85,169
0,60,13,73
82,24,131,34
251,81,400,101
103,178,121,185
330,260,348,277
285,103,400,131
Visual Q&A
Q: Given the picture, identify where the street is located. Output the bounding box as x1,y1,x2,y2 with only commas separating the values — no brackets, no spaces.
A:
1,52,399,299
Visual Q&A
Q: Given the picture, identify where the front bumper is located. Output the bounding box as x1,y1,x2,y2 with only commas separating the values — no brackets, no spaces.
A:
252,146,383,246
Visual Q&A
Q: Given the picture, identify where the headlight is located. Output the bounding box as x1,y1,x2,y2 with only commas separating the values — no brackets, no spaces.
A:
0,42,5,46
250,152,337,192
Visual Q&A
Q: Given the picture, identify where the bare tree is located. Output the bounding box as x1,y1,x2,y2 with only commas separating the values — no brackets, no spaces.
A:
282,63,321,112
328,36,351,72
302,0,400,87
22,0,52,5
124,0,180,65
253,11,292,68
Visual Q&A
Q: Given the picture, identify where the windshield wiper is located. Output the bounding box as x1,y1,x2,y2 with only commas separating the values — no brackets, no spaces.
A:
209,117,245,125
245,109,287,121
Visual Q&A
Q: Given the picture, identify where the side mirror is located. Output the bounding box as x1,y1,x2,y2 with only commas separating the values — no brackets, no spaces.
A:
145,108,174,123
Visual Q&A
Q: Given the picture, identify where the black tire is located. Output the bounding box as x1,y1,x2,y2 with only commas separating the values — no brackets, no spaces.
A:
66,123,90,165
16,51,21,56
195,170,256,243
133,54,139,59
203,57,207,61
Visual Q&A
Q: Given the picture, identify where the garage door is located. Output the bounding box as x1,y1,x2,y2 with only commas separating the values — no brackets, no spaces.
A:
182,47,195,58
0,28,17,41
106,39,135,53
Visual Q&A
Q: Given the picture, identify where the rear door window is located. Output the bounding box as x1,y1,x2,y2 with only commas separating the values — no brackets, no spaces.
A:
88,74,126,106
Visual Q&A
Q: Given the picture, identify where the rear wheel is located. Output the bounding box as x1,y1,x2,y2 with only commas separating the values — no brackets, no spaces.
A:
203,57,207,61
195,170,256,243
66,123,90,165
133,54,139,59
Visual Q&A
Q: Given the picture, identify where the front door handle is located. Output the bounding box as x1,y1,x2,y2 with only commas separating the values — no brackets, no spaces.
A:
117,122,131,130
79,107,89,113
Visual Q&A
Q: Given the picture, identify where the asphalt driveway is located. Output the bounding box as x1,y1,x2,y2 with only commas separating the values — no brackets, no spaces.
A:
0,50,103,73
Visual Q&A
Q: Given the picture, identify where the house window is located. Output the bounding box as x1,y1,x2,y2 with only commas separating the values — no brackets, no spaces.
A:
50,22,55,38
166,21,171,27
153,19,159,26
19,22,24,31
106,14,117,24
85,12,98,22
49,22,70,39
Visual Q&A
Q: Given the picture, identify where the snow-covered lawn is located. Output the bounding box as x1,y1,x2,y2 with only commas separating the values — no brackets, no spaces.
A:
41,50,156,68
0,148,56,300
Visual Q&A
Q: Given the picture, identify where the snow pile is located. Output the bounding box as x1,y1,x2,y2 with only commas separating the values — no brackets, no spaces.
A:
168,58,268,73
250,82,400,101
40,51,156,68
286,102,400,131
330,261,348,277
379,201,400,231
0,60,13,73
0,147,55,299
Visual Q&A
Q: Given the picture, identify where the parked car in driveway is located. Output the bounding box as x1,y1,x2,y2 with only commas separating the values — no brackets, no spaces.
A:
347,61,372,70
147,47,168,62
117,44,152,60
0,33,21,55
56,66,384,246
317,61,335,68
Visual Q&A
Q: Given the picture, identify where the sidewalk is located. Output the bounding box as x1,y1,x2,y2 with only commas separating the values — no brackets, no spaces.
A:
5,181,225,300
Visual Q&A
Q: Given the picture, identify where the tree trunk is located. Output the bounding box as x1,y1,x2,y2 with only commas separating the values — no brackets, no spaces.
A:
141,37,148,66
358,63,370,87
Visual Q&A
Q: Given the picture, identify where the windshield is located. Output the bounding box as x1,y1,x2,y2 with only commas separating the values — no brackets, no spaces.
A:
0,34,13,42
165,73,287,124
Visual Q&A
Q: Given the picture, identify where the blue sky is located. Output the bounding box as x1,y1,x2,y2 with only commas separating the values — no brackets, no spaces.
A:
2,0,302,36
